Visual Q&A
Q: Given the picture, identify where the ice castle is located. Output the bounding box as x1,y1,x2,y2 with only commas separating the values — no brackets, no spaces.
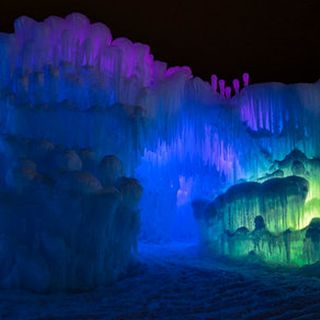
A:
0,13,320,292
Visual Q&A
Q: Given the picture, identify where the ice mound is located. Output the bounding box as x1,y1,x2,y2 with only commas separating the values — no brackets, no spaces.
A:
0,136,142,292
194,150,320,265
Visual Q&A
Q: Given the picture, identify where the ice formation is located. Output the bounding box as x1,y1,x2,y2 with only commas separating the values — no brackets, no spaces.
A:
0,136,142,292
194,150,320,265
0,12,320,288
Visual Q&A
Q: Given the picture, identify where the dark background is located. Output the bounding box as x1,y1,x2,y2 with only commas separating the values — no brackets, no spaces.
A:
1,0,319,84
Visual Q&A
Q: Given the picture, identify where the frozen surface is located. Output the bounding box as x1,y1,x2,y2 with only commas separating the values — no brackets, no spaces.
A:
0,12,320,292
1,243,320,319
1,13,320,243
0,136,142,292
194,149,320,265
1,13,320,244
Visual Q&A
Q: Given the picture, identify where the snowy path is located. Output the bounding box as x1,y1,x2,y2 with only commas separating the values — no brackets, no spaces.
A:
1,243,320,319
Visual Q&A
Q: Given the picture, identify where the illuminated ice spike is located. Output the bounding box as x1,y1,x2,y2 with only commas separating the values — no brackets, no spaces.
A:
232,79,240,94
218,79,225,97
225,86,232,99
242,72,250,87
211,74,218,93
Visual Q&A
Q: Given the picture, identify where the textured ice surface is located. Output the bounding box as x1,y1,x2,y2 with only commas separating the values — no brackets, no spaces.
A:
194,151,320,265
1,13,320,265
0,136,142,292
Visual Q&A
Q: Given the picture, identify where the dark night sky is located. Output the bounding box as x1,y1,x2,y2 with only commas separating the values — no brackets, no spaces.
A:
1,0,319,84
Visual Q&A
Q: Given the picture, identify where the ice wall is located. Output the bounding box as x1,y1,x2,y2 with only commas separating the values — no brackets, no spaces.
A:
0,135,142,292
1,13,320,248
194,150,320,265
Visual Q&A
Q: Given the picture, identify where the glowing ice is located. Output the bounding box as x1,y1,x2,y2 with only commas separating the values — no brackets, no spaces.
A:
0,13,320,290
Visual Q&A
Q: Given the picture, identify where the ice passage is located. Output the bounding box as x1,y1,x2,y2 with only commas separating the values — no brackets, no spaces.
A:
0,13,320,292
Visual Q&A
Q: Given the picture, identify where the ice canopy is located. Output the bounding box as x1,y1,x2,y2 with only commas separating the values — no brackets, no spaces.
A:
0,12,320,272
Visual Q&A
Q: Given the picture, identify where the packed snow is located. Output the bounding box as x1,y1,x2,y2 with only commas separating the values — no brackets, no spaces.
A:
1,243,320,319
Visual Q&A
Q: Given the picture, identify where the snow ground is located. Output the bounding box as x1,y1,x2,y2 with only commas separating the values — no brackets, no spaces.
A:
1,243,320,320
